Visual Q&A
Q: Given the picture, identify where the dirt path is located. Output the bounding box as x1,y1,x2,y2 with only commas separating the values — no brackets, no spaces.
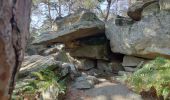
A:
64,79,142,100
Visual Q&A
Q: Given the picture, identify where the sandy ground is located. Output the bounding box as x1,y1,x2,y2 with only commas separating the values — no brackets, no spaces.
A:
64,80,142,100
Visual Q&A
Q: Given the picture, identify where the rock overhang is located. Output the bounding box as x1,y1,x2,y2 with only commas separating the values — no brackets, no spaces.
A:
32,11,105,46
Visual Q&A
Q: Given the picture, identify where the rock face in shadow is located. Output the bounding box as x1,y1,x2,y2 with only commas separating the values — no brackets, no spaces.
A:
33,11,105,45
106,4,170,59
67,34,109,60
69,43,108,60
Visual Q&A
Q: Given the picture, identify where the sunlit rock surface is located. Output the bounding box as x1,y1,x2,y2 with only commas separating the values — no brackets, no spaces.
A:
33,10,104,45
106,8,170,59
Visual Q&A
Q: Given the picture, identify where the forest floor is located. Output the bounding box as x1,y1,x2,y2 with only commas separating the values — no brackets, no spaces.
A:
64,77,142,100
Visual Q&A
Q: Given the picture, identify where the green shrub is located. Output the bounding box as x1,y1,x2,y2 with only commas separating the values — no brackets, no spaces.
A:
127,57,170,99
12,68,66,99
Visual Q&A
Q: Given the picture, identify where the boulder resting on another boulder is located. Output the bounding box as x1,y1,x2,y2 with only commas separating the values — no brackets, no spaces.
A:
106,7,170,59
33,10,105,45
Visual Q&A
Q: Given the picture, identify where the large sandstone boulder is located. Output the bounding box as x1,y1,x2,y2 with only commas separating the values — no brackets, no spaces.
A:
128,0,170,21
106,9,170,59
33,11,104,45
19,55,61,77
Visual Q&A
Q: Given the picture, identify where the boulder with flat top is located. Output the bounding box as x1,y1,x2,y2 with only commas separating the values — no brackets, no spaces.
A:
33,10,104,45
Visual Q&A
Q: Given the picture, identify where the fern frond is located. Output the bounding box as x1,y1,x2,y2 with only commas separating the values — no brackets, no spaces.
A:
126,57,170,99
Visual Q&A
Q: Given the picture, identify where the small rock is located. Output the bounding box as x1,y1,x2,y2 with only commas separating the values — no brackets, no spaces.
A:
110,60,124,74
122,56,145,67
76,59,95,71
73,75,99,90
51,51,70,63
42,46,60,56
86,75,100,85
61,63,79,77
97,78,108,83
85,68,101,76
118,71,132,76
97,60,113,75
73,79,93,89
124,67,136,72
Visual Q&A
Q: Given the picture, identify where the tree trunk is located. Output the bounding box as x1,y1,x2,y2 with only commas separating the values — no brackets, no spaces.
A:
105,0,112,21
0,0,32,99
47,0,53,28
58,0,62,17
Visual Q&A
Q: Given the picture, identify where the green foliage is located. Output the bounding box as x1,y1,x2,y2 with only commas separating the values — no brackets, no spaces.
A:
13,68,66,99
127,57,170,99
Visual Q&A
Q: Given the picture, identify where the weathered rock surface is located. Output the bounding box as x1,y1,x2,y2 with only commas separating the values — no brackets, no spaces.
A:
110,60,124,74
127,0,157,21
75,59,95,71
60,62,79,78
124,67,137,72
42,46,60,56
70,43,108,60
159,0,170,10
142,2,160,17
122,56,145,67
51,51,70,62
33,11,104,45
97,60,113,75
85,68,101,77
19,55,60,77
127,0,170,21
118,71,132,76
72,75,99,90
26,44,45,55
106,9,170,59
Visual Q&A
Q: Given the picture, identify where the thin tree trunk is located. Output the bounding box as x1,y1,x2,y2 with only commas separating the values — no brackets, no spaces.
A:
47,0,52,28
0,0,32,99
58,0,62,17
105,0,112,21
